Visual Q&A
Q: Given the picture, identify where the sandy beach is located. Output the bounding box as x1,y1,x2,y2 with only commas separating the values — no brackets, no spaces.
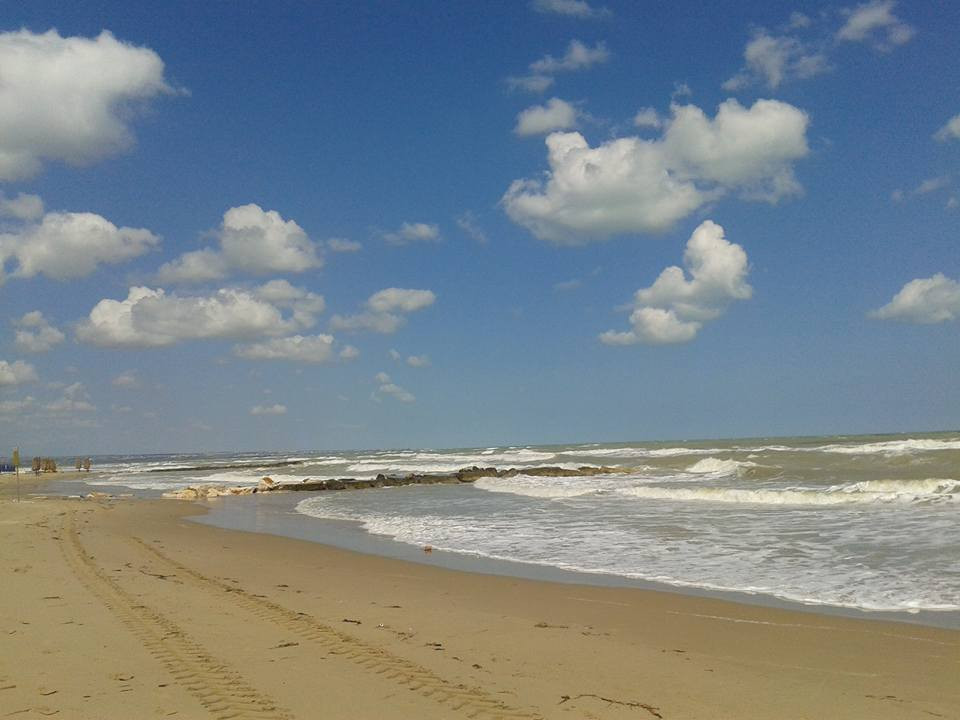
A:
1,486,957,720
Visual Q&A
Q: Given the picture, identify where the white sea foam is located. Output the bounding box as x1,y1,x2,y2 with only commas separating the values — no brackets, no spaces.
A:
560,446,723,459
474,474,620,499
836,478,960,494
615,482,959,506
294,495,960,613
346,449,559,474
814,438,960,455
685,457,756,474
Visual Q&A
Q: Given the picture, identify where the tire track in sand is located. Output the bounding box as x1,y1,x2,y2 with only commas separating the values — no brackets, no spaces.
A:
60,511,292,720
134,537,540,720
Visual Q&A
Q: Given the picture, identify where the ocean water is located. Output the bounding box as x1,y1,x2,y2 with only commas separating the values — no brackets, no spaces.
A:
42,432,960,618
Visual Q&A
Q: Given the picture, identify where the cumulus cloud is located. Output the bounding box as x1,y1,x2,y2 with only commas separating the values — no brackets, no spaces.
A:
373,372,415,403
76,281,323,348
633,108,662,129
600,220,751,345
0,29,172,180
0,359,38,386
157,204,322,283
390,349,430,367
234,334,340,364
0,192,44,221
326,237,362,252
723,31,829,90
530,39,609,74
250,403,286,416
382,222,440,245
504,99,809,244
934,114,960,143
870,274,960,324
515,98,579,136
0,209,159,281
331,287,436,334
366,288,436,313
836,0,914,48
45,381,95,414
507,39,609,94
531,0,610,19
13,311,64,353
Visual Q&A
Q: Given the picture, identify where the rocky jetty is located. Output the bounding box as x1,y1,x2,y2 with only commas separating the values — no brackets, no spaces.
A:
162,464,626,500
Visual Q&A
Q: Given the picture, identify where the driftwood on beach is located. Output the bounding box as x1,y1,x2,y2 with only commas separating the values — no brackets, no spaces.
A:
163,465,628,500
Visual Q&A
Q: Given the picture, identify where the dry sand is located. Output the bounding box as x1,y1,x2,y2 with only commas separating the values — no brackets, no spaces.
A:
1,491,957,719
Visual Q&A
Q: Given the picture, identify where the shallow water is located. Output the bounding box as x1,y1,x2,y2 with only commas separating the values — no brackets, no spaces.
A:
37,431,960,620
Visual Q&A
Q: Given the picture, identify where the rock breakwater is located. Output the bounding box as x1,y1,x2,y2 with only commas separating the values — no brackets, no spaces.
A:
162,465,627,500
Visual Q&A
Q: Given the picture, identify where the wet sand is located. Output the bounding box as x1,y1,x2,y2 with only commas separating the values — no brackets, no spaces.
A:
1,492,957,719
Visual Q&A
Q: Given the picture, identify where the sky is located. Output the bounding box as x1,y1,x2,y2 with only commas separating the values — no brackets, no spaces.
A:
0,0,958,454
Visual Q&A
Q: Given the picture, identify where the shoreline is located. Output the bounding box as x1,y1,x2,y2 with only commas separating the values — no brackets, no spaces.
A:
194,490,960,630
2,493,957,719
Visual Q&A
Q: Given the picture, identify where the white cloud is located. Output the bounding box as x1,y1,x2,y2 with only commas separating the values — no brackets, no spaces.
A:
13,311,64,353
339,345,359,360
382,222,440,245
934,114,960,143
0,396,34,414
530,39,609,74
111,370,139,388
600,220,751,345
836,1,914,48
507,74,555,93
788,12,812,29
947,197,959,210
234,334,337,364
0,192,44,221
373,372,415,403
723,32,829,90
76,281,322,348
0,359,37,386
891,176,951,203
0,209,159,281
44,381,95,414
503,98,809,244
366,288,436,313
515,98,579,136
507,39,609,94
531,0,610,18
157,204,322,283
329,312,405,334
554,278,583,291
250,403,287,416
0,29,173,180
456,211,488,244
327,237,362,252
331,287,435,335
389,349,430,367
633,108,662,129
870,274,960,324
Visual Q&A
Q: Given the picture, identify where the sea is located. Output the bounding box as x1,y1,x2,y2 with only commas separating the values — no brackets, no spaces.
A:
33,431,960,626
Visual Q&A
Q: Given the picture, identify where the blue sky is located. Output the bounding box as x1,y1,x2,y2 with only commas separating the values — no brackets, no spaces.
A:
0,0,957,454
